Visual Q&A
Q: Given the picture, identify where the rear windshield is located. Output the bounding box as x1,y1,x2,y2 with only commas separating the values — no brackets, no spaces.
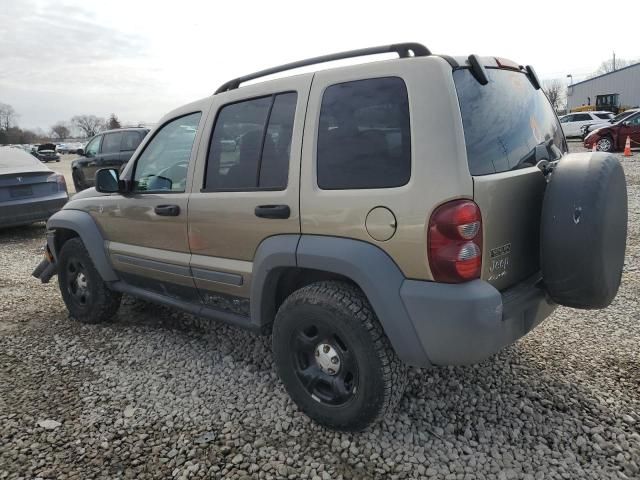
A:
453,68,566,176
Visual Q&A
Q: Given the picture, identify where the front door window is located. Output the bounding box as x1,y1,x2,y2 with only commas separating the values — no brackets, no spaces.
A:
133,112,202,192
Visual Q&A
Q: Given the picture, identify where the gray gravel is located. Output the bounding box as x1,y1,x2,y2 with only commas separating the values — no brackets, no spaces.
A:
1,144,639,479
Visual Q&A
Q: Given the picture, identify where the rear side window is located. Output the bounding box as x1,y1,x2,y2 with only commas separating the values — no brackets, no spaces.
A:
101,132,123,154
204,92,297,191
595,113,612,119
317,77,411,189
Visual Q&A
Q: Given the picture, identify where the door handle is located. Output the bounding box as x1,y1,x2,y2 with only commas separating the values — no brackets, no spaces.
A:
154,204,180,216
255,204,290,219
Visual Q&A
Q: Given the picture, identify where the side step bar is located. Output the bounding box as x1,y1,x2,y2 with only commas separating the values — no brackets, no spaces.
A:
109,281,261,333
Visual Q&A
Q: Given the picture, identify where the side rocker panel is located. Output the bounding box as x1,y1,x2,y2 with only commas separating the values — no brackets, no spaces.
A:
46,209,119,282
296,236,431,367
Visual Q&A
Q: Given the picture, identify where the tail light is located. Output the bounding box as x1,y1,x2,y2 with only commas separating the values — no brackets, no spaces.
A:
47,173,67,193
428,200,482,283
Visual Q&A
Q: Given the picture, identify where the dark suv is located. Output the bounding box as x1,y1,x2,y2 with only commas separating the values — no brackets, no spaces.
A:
71,127,148,191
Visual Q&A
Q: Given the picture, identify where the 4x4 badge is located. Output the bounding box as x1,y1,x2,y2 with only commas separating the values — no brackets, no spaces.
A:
490,243,511,258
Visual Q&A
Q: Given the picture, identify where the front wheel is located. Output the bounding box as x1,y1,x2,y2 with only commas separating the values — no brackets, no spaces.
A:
57,237,121,323
72,170,84,192
272,281,407,431
596,136,614,152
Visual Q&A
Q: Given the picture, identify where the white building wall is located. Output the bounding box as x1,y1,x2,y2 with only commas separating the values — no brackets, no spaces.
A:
567,63,640,110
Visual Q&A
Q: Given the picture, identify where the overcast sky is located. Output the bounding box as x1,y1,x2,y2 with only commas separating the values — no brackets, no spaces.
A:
1,0,639,131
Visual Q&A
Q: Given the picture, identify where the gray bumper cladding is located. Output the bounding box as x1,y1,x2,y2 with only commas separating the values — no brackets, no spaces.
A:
400,276,556,366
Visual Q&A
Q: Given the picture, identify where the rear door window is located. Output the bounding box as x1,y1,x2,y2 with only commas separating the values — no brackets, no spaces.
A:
121,131,144,152
101,132,123,154
317,77,411,189
204,92,297,191
454,68,566,175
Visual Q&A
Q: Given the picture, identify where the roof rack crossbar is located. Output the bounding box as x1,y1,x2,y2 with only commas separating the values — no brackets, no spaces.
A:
214,43,431,94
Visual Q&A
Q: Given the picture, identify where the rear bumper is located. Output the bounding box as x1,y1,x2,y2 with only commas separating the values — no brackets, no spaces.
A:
0,193,68,228
400,274,555,366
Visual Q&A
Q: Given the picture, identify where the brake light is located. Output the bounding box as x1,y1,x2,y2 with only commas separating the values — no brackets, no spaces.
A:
47,173,67,192
428,200,482,283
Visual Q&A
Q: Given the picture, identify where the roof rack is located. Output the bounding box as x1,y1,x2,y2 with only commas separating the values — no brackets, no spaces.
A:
214,43,431,94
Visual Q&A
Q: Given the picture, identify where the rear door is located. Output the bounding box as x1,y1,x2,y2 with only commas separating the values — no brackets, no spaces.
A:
187,75,311,306
98,131,125,170
453,67,566,291
119,130,146,168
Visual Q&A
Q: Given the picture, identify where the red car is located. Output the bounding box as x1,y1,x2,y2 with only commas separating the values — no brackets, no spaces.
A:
584,111,640,152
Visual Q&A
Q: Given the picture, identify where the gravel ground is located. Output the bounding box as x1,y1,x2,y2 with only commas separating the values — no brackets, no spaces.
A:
1,144,638,480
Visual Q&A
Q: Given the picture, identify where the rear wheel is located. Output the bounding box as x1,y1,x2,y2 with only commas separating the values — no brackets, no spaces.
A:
58,238,121,323
596,136,613,152
272,281,407,431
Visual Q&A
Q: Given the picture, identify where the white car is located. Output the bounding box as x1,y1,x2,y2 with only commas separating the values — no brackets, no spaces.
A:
558,111,614,137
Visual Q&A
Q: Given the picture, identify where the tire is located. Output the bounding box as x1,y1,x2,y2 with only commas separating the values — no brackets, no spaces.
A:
541,153,627,309
57,237,121,323
596,135,614,152
72,170,84,192
272,281,407,431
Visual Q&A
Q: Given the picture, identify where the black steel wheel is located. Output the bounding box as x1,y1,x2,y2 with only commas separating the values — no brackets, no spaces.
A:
272,281,407,431
290,318,359,406
58,237,121,323
65,257,91,307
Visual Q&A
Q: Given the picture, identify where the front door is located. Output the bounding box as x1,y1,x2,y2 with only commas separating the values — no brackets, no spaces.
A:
187,75,312,308
89,111,206,301
79,134,102,187
618,113,640,148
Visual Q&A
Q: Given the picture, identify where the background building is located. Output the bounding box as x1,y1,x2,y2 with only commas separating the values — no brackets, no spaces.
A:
567,62,640,112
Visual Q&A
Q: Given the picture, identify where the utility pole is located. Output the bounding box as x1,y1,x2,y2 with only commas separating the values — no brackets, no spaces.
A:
613,51,616,71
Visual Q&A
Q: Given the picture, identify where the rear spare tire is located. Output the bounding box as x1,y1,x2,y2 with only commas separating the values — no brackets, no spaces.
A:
541,153,627,309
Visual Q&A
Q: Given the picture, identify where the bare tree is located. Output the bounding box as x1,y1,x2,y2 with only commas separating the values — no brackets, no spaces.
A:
107,113,121,130
50,121,70,140
0,103,17,130
71,115,105,138
543,79,565,112
592,57,638,76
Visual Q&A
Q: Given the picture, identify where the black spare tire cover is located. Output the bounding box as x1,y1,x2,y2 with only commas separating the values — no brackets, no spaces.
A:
541,153,627,309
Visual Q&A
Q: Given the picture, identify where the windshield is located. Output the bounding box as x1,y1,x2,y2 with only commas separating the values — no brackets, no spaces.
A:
453,68,566,175
612,111,636,123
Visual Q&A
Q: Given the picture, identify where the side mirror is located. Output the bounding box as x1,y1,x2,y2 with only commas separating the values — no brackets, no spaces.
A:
623,121,631,127
76,148,84,156
95,168,120,193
